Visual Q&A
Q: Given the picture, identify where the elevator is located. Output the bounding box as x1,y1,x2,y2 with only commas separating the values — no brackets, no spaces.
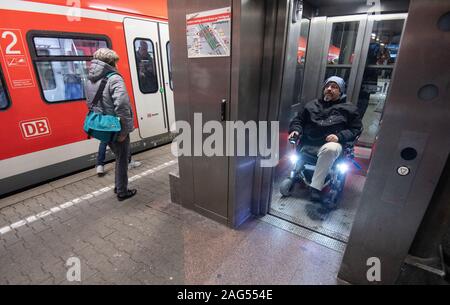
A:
270,11,408,246
168,0,450,284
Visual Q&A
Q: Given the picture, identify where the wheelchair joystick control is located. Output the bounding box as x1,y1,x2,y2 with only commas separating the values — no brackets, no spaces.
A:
289,134,299,145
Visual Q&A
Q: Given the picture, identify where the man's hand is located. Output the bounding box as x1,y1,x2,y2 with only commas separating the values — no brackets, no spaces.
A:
117,134,127,143
326,134,339,142
288,131,299,140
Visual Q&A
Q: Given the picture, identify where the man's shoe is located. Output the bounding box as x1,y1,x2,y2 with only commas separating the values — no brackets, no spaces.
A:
96,165,105,177
128,160,142,170
309,187,322,202
117,189,137,201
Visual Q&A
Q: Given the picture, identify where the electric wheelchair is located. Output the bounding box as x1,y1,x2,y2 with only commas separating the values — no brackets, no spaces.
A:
280,131,362,210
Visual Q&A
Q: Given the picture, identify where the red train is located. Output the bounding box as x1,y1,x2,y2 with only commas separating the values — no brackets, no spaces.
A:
0,0,175,196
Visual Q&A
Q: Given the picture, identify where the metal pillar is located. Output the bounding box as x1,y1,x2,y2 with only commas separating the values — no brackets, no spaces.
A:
338,0,450,284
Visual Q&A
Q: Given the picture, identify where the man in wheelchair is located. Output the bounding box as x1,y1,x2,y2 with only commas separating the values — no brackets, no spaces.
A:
286,76,362,207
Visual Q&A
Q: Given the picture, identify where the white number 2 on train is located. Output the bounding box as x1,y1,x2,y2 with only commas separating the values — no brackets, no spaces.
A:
1,31,21,55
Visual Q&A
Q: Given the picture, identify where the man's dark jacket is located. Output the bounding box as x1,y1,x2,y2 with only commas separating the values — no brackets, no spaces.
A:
289,95,362,147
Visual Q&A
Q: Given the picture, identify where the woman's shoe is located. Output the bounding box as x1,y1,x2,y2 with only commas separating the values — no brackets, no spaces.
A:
96,165,105,177
128,160,142,170
117,189,137,201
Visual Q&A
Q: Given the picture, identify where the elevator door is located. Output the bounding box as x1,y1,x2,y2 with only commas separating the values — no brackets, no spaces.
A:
353,14,407,146
318,14,407,146
318,15,367,103
269,13,407,244
158,23,176,132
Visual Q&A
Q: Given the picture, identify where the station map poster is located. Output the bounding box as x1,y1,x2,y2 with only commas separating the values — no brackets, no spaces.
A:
186,7,231,58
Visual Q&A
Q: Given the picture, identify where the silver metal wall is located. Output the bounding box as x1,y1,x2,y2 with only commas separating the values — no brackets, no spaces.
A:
168,0,266,227
308,0,410,17
338,0,450,284
410,157,450,259
301,16,327,104
228,0,266,227
251,0,291,216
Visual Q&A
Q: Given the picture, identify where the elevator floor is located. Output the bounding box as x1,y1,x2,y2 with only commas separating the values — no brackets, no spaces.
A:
270,170,366,243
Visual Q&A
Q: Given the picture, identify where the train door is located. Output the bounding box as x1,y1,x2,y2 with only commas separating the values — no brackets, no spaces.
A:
124,18,168,139
158,23,176,132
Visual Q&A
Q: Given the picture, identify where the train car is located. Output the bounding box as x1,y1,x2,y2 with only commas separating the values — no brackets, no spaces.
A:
0,0,175,197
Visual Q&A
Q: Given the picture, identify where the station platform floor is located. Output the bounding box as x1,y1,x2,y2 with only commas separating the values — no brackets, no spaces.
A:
0,144,347,285
0,144,443,285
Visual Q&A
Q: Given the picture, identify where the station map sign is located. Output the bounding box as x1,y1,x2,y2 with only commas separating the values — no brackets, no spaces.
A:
186,7,231,58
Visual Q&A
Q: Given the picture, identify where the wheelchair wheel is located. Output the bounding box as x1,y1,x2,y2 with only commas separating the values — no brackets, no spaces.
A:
280,178,294,197
338,174,347,192
325,189,339,210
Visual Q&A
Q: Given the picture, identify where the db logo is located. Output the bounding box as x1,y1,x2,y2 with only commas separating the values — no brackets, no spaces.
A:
20,118,51,139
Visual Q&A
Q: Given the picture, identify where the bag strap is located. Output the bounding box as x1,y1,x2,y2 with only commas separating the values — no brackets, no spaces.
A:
91,72,119,108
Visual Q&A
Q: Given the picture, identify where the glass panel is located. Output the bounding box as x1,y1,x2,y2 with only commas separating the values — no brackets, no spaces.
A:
293,18,311,105
327,21,359,65
297,18,310,65
36,61,56,90
35,49,56,91
166,41,173,90
368,19,405,66
356,19,405,146
357,68,393,146
0,70,9,109
37,61,88,102
33,37,107,57
134,39,158,94
324,67,351,85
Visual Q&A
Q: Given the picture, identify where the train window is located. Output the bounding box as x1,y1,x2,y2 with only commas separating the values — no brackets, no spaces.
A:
36,62,56,90
0,69,10,110
35,49,56,90
38,61,89,102
28,32,110,103
134,39,158,94
166,41,173,90
33,37,107,57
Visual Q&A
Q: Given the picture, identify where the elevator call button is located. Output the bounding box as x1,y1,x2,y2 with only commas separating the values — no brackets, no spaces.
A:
397,166,410,176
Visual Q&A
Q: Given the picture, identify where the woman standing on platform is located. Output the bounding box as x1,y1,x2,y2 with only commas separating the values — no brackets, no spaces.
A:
85,48,137,201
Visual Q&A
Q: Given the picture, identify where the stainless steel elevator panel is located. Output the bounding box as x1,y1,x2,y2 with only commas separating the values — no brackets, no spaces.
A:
169,0,266,226
168,0,195,213
169,0,231,223
227,0,266,227
252,0,290,216
339,0,450,284
302,16,327,104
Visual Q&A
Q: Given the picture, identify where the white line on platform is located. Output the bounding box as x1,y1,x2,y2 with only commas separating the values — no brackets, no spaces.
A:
0,160,178,236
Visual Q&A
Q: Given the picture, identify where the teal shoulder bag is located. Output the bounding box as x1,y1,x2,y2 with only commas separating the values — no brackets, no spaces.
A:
83,72,121,142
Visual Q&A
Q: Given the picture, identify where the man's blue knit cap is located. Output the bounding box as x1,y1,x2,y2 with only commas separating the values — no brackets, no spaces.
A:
323,76,346,94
